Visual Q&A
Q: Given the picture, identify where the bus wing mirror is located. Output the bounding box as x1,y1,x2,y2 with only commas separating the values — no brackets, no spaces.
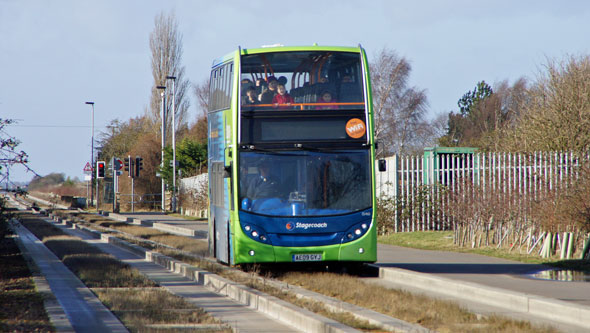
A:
378,159,386,172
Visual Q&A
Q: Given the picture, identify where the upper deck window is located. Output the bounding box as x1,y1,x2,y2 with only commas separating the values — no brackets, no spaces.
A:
209,62,233,112
240,51,364,111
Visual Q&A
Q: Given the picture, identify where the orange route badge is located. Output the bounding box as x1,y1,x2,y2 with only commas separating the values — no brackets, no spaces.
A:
345,118,366,139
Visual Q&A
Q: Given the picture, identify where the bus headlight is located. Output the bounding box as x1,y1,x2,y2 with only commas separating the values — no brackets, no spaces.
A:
342,222,371,243
242,224,270,244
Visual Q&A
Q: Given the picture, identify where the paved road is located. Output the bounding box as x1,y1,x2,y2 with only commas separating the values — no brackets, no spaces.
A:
376,244,590,307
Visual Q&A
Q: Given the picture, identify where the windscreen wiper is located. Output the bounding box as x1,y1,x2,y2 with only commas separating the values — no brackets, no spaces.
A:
292,144,325,152
240,145,275,153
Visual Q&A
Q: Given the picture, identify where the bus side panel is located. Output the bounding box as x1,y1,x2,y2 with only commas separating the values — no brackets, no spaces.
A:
208,111,229,263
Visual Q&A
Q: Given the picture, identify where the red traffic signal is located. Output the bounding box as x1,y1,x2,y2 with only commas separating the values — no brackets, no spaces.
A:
96,161,106,178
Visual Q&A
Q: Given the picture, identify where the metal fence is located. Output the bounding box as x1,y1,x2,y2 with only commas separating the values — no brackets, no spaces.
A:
376,151,588,232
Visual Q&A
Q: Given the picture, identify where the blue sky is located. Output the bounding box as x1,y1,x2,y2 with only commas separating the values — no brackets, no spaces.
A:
1,0,588,182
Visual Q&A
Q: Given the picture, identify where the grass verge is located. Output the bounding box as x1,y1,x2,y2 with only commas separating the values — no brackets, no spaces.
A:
0,212,54,332
16,212,230,332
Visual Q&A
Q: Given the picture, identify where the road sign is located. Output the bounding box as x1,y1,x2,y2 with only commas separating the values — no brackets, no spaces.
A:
115,158,124,170
83,162,92,172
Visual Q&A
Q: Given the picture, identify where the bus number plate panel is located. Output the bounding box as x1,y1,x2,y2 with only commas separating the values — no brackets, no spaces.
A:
292,254,322,262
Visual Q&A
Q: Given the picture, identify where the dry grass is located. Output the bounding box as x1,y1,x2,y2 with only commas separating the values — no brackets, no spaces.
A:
280,271,558,333
14,212,228,332
94,288,230,333
72,214,209,255
0,218,54,332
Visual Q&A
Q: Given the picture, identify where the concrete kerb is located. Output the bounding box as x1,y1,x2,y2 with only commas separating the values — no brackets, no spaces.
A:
96,228,428,332
92,232,360,333
152,222,198,237
117,236,430,332
45,211,430,333
376,265,590,330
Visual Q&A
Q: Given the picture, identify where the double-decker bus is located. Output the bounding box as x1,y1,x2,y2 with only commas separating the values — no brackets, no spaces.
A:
207,45,377,265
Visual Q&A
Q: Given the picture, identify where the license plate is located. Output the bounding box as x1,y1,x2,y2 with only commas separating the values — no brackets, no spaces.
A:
292,254,322,262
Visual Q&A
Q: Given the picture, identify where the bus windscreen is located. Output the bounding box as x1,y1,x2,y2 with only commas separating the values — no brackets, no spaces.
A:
239,150,371,217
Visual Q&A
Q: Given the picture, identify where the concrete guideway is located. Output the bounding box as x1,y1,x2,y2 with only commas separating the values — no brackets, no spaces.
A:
9,218,128,333
14,213,306,332
109,210,590,331
52,213,428,333
36,213,370,333
17,197,430,332
106,211,208,238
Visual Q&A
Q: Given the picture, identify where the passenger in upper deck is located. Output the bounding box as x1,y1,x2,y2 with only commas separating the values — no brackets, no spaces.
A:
272,84,294,109
315,91,338,110
259,76,279,104
255,78,267,95
244,86,259,108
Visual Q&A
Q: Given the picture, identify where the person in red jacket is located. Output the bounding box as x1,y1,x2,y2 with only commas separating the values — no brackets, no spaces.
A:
272,84,295,109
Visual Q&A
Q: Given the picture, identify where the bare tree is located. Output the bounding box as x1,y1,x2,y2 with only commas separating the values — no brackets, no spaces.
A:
370,48,429,156
192,78,210,119
148,11,190,142
0,119,38,194
504,55,590,152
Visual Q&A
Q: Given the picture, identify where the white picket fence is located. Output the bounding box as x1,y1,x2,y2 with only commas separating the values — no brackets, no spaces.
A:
376,151,588,232
178,151,587,231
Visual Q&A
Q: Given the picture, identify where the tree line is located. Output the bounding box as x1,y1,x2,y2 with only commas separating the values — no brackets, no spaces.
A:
98,11,590,201
13,11,588,206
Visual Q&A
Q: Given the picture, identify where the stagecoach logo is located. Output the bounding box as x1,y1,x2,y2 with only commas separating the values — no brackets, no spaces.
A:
345,118,366,139
286,222,328,230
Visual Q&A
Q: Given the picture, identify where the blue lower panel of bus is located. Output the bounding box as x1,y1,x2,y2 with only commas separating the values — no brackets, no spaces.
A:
238,208,372,247
270,232,342,247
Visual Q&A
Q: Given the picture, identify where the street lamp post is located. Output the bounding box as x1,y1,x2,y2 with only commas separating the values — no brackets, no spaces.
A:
166,75,177,212
85,102,95,208
156,86,166,212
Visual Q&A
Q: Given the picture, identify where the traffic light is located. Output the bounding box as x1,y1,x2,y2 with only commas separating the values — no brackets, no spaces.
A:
124,156,132,177
96,161,106,178
135,156,143,177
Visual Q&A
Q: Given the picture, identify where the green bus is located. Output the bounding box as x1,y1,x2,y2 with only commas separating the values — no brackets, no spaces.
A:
207,45,378,265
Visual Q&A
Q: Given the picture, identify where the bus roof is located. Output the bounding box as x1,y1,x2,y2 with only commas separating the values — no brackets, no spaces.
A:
211,45,363,68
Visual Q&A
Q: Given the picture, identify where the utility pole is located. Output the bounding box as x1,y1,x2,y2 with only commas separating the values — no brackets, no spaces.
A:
166,75,177,212
85,102,95,207
157,85,166,212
